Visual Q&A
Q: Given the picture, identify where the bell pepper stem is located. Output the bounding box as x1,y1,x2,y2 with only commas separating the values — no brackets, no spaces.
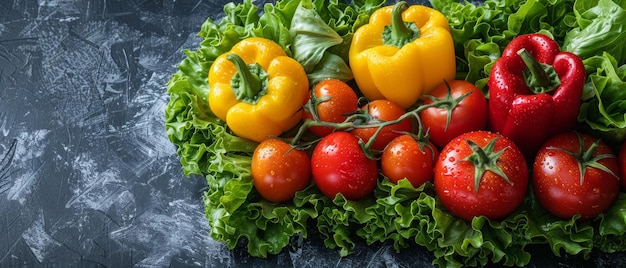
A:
227,53,262,100
391,2,411,41
517,48,551,87
383,1,420,48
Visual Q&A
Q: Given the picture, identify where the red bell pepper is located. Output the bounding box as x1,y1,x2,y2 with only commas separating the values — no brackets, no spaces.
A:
488,33,585,158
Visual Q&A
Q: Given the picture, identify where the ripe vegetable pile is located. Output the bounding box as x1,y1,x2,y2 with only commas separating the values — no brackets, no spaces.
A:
164,0,626,266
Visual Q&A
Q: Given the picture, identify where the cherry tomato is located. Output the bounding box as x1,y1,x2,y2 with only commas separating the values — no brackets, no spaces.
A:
420,80,488,148
311,132,378,200
304,79,359,137
381,134,439,188
351,100,412,151
621,142,626,190
533,132,620,220
251,138,311,203
434,131,528,221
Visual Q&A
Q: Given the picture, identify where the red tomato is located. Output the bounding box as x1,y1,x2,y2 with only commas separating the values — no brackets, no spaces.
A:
381,134,439,188
420,80,488,148
351,100,412,151
533,132,620,220
251,138,311,203
434,131,528,221
621,142,626,190
304,79,359,137
311,132,378,200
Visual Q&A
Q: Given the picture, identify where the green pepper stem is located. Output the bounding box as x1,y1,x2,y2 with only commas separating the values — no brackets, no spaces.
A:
227,53,261,100
383,1,420,48
517,48,551,87
391,2,411,42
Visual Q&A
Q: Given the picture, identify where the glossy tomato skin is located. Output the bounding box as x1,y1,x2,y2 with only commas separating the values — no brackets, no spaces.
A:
251,138,311,203
311,132,378,200
434,131,528,221
351,100,412,151
381,134,439,188
420,80,488,148
304,79,359,137
533,132,620,220
619,142,626,191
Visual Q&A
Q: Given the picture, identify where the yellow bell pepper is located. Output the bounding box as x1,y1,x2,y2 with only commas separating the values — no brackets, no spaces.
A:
208,37,309,142
349,1,456,108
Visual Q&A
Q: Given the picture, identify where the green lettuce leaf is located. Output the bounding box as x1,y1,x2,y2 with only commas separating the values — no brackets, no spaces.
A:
258,1,298,53
578,52,626,143
595,194,626,252
563,0,626,64
290,0,344,72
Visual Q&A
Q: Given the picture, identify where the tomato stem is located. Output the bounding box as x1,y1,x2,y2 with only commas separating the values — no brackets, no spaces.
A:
394,120,438,162
546,132,618,185
304,91,331,122
421,80,472,131
462,138,512,193
292,81,473,157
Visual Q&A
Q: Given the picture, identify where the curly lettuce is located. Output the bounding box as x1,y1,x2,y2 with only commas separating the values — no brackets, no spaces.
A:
563,0,626,65
578,52,626,143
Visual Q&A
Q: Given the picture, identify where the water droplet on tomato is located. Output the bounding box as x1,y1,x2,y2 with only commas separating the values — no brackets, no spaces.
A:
593,188,600,194
448,157,455,162
441,166,450,175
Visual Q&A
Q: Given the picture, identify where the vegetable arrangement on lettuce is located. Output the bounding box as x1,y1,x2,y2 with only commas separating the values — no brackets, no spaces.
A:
165,0,626,267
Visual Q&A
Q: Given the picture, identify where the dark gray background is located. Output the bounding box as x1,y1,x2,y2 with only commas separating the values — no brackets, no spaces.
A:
0,0,623,267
